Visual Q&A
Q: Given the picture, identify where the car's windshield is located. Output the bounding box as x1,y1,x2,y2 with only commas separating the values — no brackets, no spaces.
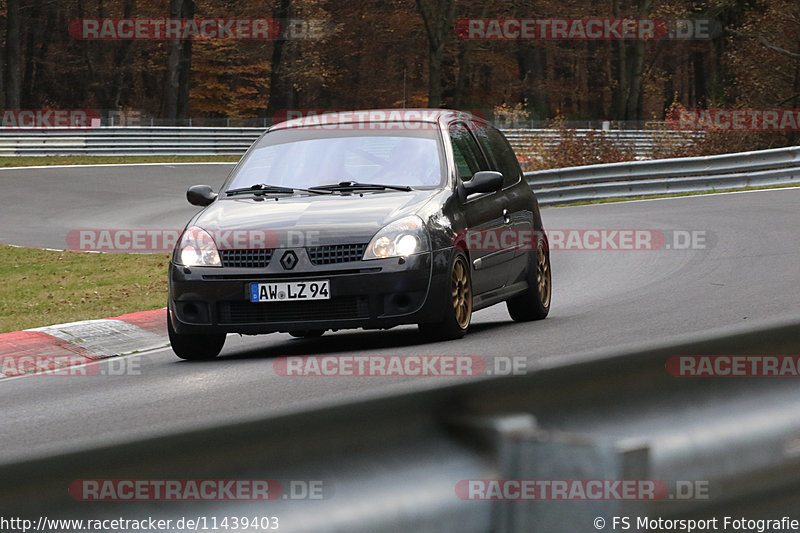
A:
226,126,445,192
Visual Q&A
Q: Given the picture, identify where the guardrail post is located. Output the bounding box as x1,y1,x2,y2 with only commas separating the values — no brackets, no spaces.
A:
446,414,651,532
495,431,650,533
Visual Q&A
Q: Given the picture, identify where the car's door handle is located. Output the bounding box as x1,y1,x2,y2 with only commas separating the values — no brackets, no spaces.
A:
502,208,511,225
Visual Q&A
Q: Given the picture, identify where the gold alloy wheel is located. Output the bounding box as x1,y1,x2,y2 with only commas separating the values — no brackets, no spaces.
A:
451,256,472,329
537,247,552,308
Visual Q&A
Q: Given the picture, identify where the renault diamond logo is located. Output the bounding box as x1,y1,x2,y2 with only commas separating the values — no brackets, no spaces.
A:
280,250,298,270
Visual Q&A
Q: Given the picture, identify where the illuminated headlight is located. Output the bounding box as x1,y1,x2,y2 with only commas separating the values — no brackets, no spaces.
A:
175,227,221,267
363,216,429,260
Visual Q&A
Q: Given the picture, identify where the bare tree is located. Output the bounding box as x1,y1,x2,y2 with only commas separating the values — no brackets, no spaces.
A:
265,0,294,120
415,0,455,107
610,0,652,120
5,0,21,108
517,44,549,120
164,0,194,120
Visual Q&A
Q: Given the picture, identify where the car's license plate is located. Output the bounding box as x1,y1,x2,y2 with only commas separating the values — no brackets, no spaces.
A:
249,281,330,302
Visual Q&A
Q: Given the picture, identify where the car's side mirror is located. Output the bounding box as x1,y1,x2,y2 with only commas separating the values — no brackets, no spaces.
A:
459,171,503,200
187,185,218,207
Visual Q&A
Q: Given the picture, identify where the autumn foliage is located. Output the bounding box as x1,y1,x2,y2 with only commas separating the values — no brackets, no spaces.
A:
0,0,798,158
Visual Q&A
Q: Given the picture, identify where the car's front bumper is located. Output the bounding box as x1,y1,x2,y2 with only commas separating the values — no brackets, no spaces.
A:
168,248,454,335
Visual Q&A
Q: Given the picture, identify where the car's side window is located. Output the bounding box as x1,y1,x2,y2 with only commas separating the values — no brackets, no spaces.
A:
474,125,522,187
449,123,489,181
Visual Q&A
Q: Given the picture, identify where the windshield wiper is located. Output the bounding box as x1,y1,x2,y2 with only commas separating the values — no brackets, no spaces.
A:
226,183,333,196
309,181,413,192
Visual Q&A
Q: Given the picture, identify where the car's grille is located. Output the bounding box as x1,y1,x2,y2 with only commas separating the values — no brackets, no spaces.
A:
202,267,381,281
307,243,368,265
218,297,369,324
220,249,274,268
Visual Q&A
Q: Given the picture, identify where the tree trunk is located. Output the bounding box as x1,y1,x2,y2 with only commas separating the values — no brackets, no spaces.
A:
517,43,550,120
452,46,471,106
163,0,184,120
178,0,195,118
415,0,455,108
427,44,444,107
265,0,292,121
5,0,21,109
692,49,707,108
609,0,627,120
790,36,800,146
109,0,136,110
611,41,628,119
625,37,648,120
662,53,675,114
611,0,652,121
21,0,41,108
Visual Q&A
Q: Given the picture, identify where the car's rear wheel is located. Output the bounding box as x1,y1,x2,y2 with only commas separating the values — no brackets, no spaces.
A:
418,253,472,340
289,330,325,338
507,239,551,321
168,314,226,360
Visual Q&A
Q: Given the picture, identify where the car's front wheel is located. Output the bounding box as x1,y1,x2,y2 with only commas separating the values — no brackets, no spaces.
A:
506,239,551,321
168,314,226,360
418,252,472,340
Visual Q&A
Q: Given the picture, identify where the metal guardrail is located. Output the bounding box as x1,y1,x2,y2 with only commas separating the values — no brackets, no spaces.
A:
527,145,800,205
0,127,265,157
504,128,702,159
0,126,699,158
2,316,800,531
1,127,796,205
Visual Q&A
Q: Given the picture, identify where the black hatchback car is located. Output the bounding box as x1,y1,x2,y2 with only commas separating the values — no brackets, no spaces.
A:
168,109,550,359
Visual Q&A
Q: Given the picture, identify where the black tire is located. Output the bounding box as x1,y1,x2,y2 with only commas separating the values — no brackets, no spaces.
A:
507,238,551,321
168,314,226,360
418,252,472,340
289,330,325,338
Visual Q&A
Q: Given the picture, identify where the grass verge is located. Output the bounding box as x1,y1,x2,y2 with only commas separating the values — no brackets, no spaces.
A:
0,155,240,168
0,245,169,333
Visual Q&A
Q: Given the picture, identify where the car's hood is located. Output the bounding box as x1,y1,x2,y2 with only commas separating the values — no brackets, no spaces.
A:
191,189,438,246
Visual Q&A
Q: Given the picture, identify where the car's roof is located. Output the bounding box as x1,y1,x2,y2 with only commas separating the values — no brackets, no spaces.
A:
269,108,485,131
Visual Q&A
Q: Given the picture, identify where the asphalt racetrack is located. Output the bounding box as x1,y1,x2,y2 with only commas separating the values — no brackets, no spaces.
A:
1,163,799,464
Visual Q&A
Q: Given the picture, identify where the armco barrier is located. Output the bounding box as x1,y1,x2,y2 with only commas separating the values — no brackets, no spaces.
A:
2,316,800,531
1,126,796,205
503,128,702,159
527,145,800,205
0,126,698,158
0,127,265,157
